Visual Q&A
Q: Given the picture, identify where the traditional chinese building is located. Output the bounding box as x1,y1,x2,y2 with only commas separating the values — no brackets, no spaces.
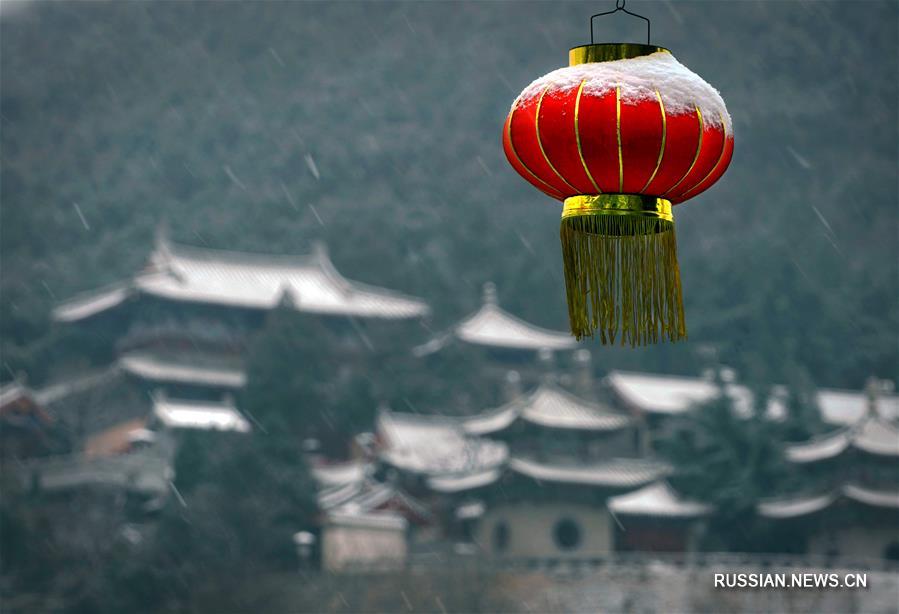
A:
53,228,430,399
763,382,899,561
0,380,69,461
413,283,576,360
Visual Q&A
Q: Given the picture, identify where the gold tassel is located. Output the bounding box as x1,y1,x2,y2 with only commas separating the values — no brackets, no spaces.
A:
560,195,686,345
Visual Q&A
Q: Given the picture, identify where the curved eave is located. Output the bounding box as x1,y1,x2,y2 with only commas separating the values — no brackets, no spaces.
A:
784,429,852,464
851,418,899,458
120,354,246,389
608,481,712,518
53,282,134,323
454,304,577,352
757,492,837,519
427,468,503,493
843,483,899,509
508,456,669,488
135,278,429,320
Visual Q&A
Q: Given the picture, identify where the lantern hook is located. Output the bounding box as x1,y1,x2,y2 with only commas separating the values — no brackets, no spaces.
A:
590,0,651,45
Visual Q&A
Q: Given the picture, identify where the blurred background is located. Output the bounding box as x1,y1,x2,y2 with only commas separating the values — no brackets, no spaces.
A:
1,1,897,612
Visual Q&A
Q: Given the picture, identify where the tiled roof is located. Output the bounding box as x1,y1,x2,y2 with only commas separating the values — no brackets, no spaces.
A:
608,370,899,426
153,396,251,433
52,282,133,323
758,484,899,519
785,415,899,463
508,456,670,488
784,429,852,463
54,238,429,322
454,303,577,351
607,481,712,518
415,283,575,354
426,468,503,493
843,483,899,509
463,383,631,435
312,461,371,488
852,417,899,457
376,409,507,477
757,492,837,519
120,353,246,389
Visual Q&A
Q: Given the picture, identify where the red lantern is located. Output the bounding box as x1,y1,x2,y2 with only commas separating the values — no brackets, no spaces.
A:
503,36,733,345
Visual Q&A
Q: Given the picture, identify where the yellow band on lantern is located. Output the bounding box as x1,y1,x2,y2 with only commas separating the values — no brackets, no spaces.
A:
562,194,673,222
569,44,669,66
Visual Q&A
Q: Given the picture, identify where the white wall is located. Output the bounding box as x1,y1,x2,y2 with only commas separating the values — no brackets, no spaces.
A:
475,502,613,558
322,524,407,572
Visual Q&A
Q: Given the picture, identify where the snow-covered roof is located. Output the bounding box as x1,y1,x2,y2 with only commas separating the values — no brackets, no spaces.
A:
607,370,784,419
326,510,408,531
34,367,121,406
54,237,429,322
852,417,899,457
607,370,899,426
376,409,508,477
318,478,431,524
757,492,837,519
0,382,32,409
153,396,251,433
463,383,631,435
758,484,899,519
52,282,133,323
312,461,371,488
818,389,899,426
426,468,503,493
784,429,852,464
607,481,711,518
784,416,899,463
508,456,670,488
417,283,574,354
843,483,899,509
120,353,246,389
455,500,486,520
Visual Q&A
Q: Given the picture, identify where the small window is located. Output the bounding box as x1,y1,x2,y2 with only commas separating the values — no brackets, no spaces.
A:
553,517,582,550
492,520,510,553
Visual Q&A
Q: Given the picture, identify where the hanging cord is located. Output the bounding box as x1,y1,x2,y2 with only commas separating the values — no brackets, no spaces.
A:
590,0,651,45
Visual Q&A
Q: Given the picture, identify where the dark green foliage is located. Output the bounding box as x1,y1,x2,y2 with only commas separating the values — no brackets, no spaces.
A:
1,1,896,390
778,365,826,443
243,304,376,455
660,375,792,552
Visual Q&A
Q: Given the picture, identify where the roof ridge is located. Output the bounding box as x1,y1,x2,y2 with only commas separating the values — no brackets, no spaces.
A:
460,301,572,339
164,239,319,268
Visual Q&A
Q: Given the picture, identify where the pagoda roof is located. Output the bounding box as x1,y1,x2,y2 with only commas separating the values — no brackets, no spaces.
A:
376,409,507,477
462,383,632,435
784,415,899,463
53,281,133,323
414,283,575,355
757,483,899,519
852,416,899,457
153,395,251,433
843,483,899,509
757,492,837,519
54,236,429,322
426,467,503,493
508,455,670,489
784,429,852,463
120,352,246,389
607,481,712,518
607,370,899,426
311,461,371,489
34,367,121,406
317,476,432,524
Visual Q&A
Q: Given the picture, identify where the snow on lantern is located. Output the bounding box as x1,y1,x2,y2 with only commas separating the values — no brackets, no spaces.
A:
502,4,734,345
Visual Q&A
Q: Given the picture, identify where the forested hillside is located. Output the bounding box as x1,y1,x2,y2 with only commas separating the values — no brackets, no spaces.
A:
2,1,896,389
